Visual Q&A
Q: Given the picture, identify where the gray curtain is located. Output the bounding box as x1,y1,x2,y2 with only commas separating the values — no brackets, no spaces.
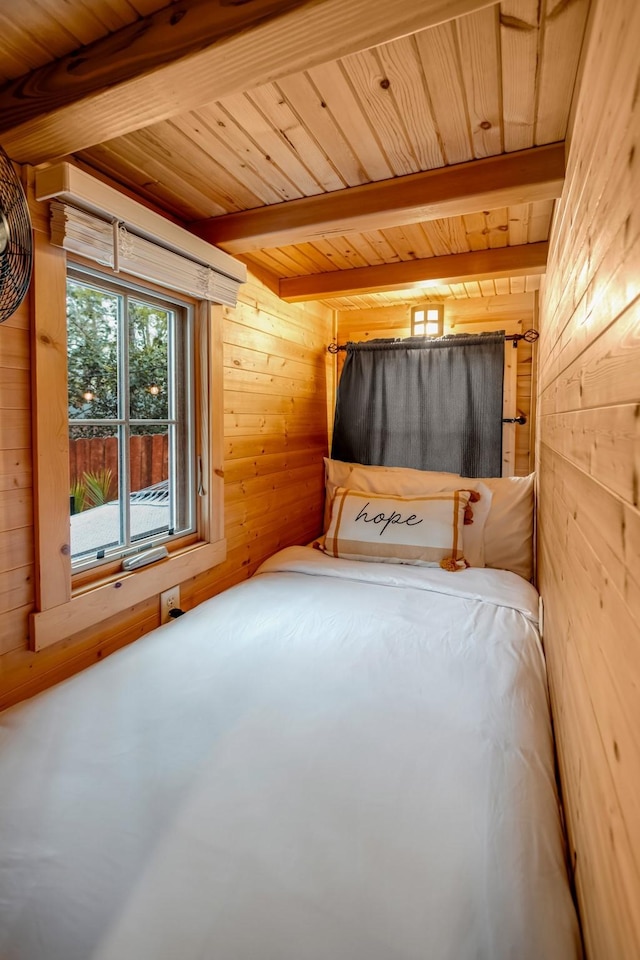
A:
331,332,505,477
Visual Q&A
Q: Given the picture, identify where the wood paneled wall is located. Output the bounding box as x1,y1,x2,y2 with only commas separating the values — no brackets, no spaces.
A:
0,271,34,667
537,0,640,955
337,292,536,475
0,239,333,708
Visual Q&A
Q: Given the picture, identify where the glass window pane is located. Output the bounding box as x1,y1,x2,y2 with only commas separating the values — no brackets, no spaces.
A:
174,315,191,525
426,321,441,335
67,280,119,421
427,308,440,321
129,300,170,420
130,426,170,542
69,424,122,561
68,270,195,569
413,322,425,335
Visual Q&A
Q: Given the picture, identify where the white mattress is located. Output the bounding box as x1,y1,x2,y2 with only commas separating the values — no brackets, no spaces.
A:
0,546,581,959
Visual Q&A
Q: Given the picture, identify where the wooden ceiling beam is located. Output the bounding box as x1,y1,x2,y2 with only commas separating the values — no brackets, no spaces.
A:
193,144,565,253
279,242,549,301
0,0,498,164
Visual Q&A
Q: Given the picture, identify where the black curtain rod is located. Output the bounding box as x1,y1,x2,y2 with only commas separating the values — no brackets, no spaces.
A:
328,328,539,354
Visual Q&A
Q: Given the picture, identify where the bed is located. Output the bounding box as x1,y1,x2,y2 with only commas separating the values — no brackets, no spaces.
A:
0,542,581,959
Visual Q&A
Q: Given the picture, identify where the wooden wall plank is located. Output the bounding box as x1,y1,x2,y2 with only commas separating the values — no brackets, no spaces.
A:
501,339,518,475
541,404,640,507
0,449,32,493
537,0,640,955
515,339,534,475
28,174,72,614
0,525,34,577
539,294,640,417
538,459,640,954
540,202,640,397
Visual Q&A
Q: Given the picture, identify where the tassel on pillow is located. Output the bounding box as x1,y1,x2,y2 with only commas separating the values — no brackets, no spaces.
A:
461,488,480,525
439,557,469,572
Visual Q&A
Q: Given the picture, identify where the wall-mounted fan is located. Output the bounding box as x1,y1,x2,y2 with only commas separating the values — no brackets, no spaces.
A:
0,146,33,323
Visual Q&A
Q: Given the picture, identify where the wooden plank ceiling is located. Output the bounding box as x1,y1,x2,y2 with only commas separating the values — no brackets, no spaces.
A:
1,0,591,309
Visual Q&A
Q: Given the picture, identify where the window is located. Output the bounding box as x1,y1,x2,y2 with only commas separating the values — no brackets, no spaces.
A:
411,303,444,338
31,257,226,650
67,267,195,570
30,162,239,652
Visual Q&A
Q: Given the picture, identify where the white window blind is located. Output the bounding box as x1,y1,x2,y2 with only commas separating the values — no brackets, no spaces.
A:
50,200,242,307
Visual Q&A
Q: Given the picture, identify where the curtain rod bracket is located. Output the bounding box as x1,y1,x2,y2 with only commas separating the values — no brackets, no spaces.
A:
503,415,527,425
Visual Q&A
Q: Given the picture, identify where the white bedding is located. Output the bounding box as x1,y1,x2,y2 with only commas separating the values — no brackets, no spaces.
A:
0,546,581,959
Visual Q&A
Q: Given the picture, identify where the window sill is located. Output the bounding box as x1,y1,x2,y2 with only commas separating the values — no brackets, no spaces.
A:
29,538,227,652
71,532,200,594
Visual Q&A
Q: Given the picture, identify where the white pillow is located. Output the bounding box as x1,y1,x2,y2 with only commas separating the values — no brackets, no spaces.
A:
347,466,492,569
460,474,535,580
323,458,459,533
322,487,471,569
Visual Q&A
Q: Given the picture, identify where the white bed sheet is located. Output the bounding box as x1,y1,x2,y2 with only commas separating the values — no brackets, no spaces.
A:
0,546,581,960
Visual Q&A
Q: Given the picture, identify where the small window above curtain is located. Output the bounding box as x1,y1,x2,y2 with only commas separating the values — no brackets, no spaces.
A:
411,303,444,338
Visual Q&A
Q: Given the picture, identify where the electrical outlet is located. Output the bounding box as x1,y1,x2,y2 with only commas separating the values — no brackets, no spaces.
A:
160,586,180,625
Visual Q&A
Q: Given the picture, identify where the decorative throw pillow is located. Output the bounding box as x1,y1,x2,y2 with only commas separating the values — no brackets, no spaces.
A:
346,466,492,568
323,458,460,533
321,487,471,570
